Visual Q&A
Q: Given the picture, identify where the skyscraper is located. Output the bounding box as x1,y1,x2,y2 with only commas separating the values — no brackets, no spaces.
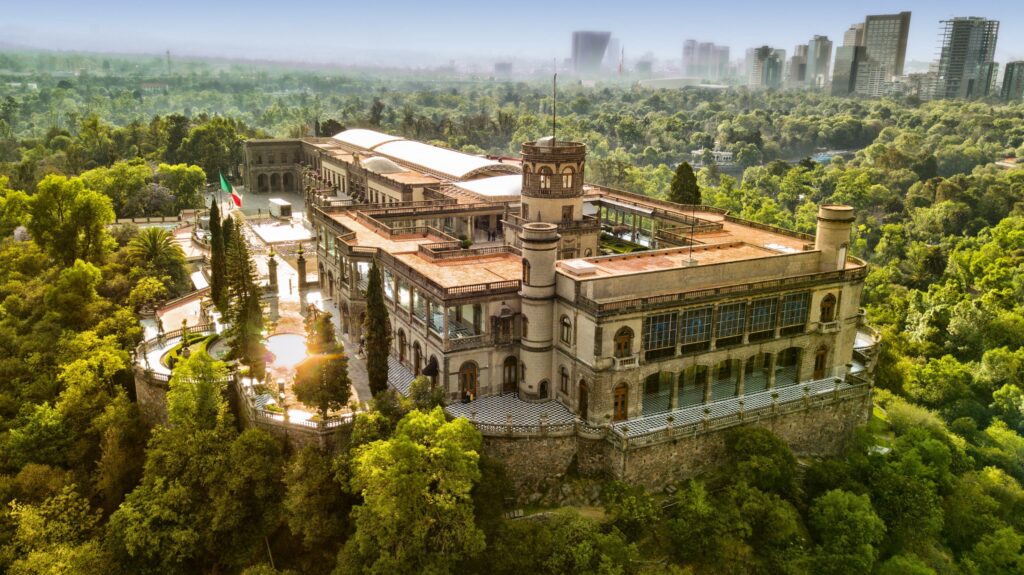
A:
572,31,612,76
854,11,911,96
1003,62,1024,101
832,46,866,96
748,46,785,89
843,23,865,47
806,36,833,89
935,17,1000,99
683,39,730,81
789,45,808,88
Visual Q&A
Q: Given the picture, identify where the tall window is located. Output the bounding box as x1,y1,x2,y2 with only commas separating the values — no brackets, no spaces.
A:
560,316,572,344
561,205,574,222
814,347,829,379
613,384,628,422
642,312,678,359
561,167,574,189
560,367,569,394
749,297,778,340
682,307,713,352
522,260,530,285
715,303,745,346
781,292,810,325
538,167,552,190
459,362,478,399
613,327,633,358
503,356,517,393
820,293,836,322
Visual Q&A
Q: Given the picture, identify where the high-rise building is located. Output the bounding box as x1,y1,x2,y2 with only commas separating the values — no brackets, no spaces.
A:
572,31,612,76
854,11,911,96
935,17,1000,99
843,23,865,47
832,46,866,96
748,46,785,89
603,37,622,71
806,36,833,89
789,45,808,88
683,39,730,81
1003,62,1024,101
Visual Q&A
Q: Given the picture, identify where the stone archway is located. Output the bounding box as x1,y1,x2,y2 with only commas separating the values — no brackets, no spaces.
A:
257,173,269,193
270,173,281,192
283,172,294,192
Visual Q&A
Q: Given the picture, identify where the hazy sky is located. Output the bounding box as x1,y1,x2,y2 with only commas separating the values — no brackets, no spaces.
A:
2,0,1022,68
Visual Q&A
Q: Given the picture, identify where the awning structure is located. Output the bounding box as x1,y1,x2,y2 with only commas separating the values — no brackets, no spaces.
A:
588,197,655,215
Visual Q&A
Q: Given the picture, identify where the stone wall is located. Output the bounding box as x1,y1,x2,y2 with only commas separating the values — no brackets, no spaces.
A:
133,367,169,428
480,389,871,496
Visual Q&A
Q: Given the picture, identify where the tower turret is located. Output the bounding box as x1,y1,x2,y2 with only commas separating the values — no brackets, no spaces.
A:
518,222,559,401
520,137,586,225
815,204,855,272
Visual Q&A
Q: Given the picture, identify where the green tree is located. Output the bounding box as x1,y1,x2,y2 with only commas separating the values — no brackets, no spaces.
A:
363,260,391,397
294,312,351,419
126,226,188,293
340,407,484,574
156,163,206,211
601,480,660,540
808,489,886,574
283,447,351,552
668,161,701,204
28,175,114,265
208,199,227,310
224,229,265,378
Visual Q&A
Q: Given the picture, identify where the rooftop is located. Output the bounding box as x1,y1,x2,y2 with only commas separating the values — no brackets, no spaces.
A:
558,242,780,279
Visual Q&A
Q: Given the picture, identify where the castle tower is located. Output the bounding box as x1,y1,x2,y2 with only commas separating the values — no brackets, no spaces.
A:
519,137,599,259
815,205,855,272
518,222,560,401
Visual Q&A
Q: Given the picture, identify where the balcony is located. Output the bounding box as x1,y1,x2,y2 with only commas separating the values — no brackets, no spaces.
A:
818,321,840,333
612,355,639,370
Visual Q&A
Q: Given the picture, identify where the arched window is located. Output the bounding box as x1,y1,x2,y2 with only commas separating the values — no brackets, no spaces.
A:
613,327,633,358
397,330,407,363
521,316,529,339
613,383,628,422
256,154,263,165
820,294,836,323
560,315,572,344
459,362,478,400
561,167,574,189
584,248,592,257
413,342,422,375
502,356,517,393
560,366,569,394
539,166,552,190
539,379,549,399
813,347,829,379
522,260,530,285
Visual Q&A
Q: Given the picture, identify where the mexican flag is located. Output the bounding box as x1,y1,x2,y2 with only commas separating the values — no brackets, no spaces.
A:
220,172,241,208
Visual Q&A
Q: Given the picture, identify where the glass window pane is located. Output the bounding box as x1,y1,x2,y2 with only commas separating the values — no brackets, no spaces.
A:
780,292,809,327
750,298,778,332
681,307,713,344
642,312,678,351
715,302,746,338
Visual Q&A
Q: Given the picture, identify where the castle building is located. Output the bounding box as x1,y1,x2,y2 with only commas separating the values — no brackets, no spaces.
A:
242,130,877,488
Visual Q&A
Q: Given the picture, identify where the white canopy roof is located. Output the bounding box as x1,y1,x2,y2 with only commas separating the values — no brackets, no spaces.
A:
373,140,511,180
452,175,522,199
332,128,402,150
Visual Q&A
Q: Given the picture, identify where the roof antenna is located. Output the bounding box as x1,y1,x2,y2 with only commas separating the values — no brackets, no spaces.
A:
552,60,557,143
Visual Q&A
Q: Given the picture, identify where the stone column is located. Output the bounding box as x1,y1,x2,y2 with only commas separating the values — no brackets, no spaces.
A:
767,353,777,389
669,372,679,409
736,360,745,397
267,249,279,292
296,245,307,290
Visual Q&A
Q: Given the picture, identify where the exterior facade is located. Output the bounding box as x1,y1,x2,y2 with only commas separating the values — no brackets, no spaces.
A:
936,17,1000,100
572,31,612,76
684,40,730,81
259,128,876,430
854,11,911,97
1004,62,1024,101
747,46,786,89
832,46,867,96
806,35,833,89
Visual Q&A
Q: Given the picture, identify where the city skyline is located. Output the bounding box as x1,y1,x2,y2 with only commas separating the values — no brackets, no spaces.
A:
2,0,1023,69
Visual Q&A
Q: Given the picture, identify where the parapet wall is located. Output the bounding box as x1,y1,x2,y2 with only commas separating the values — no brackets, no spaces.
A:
479,386,871,496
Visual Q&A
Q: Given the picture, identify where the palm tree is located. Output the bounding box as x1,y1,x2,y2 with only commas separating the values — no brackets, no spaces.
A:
127,227,188,293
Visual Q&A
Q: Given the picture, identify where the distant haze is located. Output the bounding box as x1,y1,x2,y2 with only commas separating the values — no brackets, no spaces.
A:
3,0,1023,68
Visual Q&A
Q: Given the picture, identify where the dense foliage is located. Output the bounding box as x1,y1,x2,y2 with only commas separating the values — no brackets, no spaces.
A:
0,51,1022,574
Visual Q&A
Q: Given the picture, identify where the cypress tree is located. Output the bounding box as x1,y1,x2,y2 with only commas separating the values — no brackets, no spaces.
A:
668,161,701,205
364,260,391,397
224,232,265,379
208,200,226,311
